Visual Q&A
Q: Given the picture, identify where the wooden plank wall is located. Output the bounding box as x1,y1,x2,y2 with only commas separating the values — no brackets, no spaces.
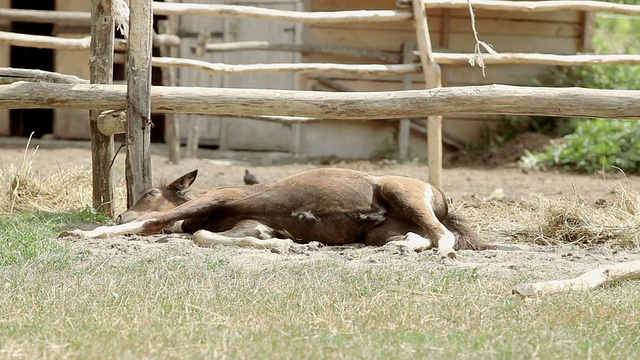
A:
175,0,301,151
53,0,91,140
303,0,584,151
176,0,226,146
219,0,300,152
0,0,10,135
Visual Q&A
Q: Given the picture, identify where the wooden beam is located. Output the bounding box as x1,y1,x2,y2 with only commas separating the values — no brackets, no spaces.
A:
2,82,640,120
0,31,93,50
0,67,88,85
429,53,640,66
0,31,177,51
125,0,153,208
147,57,420,76
5,1,640,25
0,8,89,24
97,111,321,136
400,0,640,15
89,0,116,218
151,2,413,23
201,41,400,63
412,0,443,189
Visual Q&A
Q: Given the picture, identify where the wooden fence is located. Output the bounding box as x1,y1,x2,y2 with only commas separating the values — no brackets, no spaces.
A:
1,0,640,216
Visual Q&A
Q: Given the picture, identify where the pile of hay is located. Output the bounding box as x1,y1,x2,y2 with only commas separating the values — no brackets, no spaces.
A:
1,139,95,213
527,187,640,248
462,184,640,250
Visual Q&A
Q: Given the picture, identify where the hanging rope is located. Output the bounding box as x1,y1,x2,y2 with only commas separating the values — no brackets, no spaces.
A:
466,0,497,77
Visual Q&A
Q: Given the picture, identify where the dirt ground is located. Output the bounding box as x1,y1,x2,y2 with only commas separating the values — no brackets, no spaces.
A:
2,135,640,289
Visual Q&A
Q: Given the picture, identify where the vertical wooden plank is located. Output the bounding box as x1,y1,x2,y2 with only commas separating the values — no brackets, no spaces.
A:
412,0,443,189
125,0,153,207
440,9,451,49
158,17,181,164
581,11,596,52
0,0,10,135
398,41,414,161
89,0,115,217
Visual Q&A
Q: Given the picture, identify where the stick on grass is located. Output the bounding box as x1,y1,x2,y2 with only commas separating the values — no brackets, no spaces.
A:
513,260,640,297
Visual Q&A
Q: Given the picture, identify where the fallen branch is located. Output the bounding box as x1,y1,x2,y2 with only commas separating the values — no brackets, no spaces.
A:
513,261,640,297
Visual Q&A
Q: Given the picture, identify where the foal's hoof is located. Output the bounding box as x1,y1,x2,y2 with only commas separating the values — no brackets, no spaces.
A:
437,249,457,259
58,230,84,238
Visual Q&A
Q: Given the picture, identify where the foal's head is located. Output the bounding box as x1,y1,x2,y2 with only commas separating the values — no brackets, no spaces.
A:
116,170,198,224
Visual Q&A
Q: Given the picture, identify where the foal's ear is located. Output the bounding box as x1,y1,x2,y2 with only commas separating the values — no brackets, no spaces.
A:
168,170,198,192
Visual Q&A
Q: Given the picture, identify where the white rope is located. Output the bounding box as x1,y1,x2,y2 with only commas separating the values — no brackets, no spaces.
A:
113,0,130,38
466,0,497,77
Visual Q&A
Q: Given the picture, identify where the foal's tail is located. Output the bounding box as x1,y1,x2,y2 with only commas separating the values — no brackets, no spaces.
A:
442,212,495,251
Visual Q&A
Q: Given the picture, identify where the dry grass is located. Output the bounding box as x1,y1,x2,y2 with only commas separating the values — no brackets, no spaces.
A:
529,186,640,248
462,184,640,249
0,136,125,214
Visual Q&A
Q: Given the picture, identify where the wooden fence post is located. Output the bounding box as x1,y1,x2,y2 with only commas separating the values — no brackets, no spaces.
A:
412,0,443,189
89,0,115,217
125,0,153,207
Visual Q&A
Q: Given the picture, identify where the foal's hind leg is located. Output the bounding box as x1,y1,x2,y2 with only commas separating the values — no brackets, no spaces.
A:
192,220,294,249
377,176,457,258
363,218,433,252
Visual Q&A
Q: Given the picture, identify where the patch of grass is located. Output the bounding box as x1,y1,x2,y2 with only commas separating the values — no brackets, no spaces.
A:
0,209,104,266
1,248,640,359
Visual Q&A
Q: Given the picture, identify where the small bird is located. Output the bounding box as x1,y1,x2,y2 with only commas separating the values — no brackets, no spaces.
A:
243,169,259,185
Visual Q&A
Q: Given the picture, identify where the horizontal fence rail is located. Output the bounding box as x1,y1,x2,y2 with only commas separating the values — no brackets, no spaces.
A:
418,0,640,15
1,81,639,119
2,1,640,25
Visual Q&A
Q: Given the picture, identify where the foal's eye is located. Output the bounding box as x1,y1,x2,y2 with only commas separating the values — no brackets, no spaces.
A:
146,189,160,196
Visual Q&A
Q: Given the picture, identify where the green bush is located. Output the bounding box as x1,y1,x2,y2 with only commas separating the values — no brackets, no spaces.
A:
525,119,640,173
523,3,640,173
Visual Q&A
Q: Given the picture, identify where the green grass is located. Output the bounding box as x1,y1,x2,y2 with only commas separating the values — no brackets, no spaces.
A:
1,213,640,359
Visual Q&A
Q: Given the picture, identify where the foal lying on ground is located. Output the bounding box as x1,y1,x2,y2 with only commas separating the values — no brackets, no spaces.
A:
61,168,493,258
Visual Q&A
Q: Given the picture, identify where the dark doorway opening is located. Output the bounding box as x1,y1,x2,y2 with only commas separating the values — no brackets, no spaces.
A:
9,0,55,138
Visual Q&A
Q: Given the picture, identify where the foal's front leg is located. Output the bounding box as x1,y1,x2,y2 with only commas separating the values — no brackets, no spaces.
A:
59,212,182,238
192,220,294,249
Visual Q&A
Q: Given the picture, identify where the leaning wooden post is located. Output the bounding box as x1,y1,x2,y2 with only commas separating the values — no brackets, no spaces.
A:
89,0,115,217
398,41,415,161
185,31,211,158
412,0,443,189
158,17,181,164
125,0,153,207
